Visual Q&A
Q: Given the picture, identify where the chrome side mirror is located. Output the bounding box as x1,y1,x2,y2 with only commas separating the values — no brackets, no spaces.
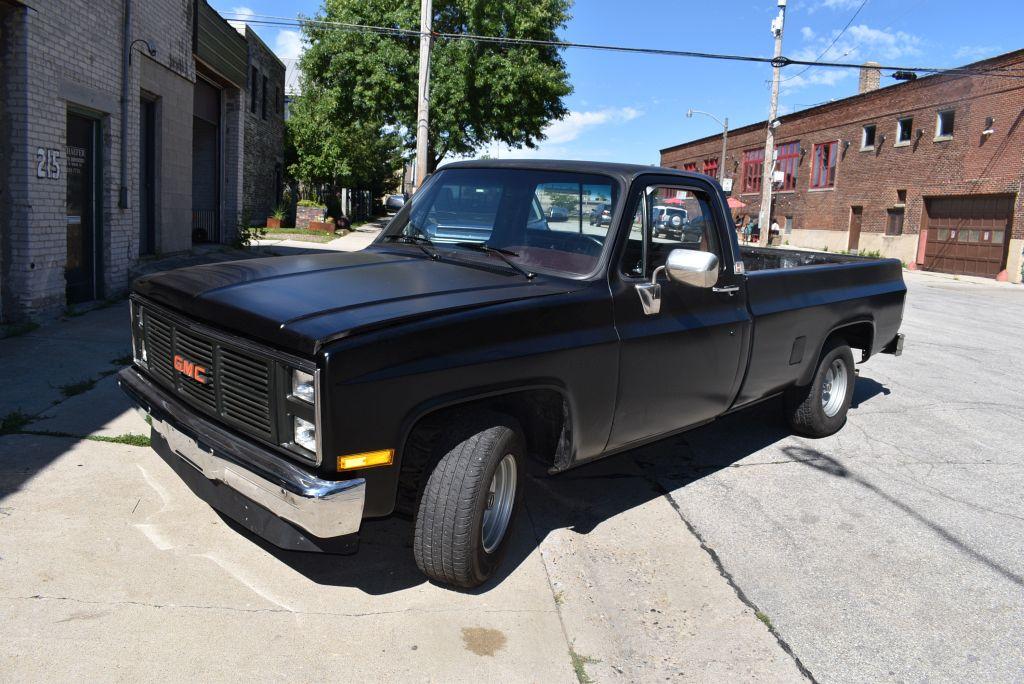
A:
634,249,720,316
661,249,719,288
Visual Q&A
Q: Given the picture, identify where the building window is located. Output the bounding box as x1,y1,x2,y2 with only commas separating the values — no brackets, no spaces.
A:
886,208,905,236
810,141,837,189
861,124,876,150
936,110,954,139
250,67,258,113
896,117,913,144
775,141,800,191
261,75,268,119
742,148,765,194
682,162,698,172
703,157,718,178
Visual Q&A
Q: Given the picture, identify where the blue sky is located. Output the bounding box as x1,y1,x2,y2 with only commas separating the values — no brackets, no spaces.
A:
214,0,1023,165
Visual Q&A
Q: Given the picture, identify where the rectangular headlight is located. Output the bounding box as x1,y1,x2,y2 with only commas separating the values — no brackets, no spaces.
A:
293,416,316,452
291,369,315,404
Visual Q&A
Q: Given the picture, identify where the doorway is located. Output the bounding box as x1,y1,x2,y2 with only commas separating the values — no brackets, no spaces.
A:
192,77,221,243
848,206,863,252
139,97,156,255
65,112,102,303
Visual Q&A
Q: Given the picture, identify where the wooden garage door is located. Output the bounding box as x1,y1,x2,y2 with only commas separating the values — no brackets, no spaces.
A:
924,196,1014,278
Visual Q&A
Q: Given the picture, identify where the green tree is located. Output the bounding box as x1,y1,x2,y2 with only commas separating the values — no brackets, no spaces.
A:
295,0,572,174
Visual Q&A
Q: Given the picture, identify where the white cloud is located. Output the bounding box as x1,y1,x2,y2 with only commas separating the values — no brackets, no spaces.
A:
783,23,923,92
468,107,643,161
274,29,303,59
806,0,863,12
953,45,1001,62
801,26,816,40
542,107,643,145
226,5,254,33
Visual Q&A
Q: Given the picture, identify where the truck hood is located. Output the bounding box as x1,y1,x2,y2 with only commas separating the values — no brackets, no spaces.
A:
132,249,578,355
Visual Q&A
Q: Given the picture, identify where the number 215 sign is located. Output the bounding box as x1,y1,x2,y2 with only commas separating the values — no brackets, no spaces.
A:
36,147,61,180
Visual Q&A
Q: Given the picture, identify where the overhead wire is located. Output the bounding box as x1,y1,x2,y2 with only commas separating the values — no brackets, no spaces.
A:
221,12,1024,80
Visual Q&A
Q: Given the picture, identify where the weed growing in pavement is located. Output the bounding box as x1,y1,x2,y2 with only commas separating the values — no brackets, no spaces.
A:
86,433,151,447
569,645,599,684
0,321,39,338
755,610,773,630
0,411,32,435
60,378,97,398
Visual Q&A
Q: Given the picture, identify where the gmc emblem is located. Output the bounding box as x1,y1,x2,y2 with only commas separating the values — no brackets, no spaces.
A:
173,354,208,384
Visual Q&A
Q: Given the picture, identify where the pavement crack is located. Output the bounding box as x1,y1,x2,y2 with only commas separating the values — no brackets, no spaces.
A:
634,462,818,684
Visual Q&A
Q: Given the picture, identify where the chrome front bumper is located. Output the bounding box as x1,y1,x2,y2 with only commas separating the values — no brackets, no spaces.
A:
118,367,365,545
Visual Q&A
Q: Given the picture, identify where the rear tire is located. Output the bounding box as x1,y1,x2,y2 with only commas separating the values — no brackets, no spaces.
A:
413,412,525,589
785,338,856,438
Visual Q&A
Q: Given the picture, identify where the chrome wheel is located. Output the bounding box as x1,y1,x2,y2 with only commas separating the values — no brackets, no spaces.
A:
821,358,849,418
481,454,517,553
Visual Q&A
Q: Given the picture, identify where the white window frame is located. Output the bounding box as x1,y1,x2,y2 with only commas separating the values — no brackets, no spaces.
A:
935,109,954,141
861,124,876,151
895,117,913,146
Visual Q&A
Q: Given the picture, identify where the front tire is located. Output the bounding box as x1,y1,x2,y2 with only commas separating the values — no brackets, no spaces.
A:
413,413,525,588
785,338,856,437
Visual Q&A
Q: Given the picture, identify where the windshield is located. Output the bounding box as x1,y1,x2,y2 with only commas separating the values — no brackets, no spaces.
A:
381,168,620,278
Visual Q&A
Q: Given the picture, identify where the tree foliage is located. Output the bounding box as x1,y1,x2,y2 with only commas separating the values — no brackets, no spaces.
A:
290,0,572,182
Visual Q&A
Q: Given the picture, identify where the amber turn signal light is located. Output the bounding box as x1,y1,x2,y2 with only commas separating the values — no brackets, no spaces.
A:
337,449,394,471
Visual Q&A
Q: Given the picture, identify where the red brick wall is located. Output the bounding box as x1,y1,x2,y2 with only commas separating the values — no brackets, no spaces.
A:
660,51,1024,242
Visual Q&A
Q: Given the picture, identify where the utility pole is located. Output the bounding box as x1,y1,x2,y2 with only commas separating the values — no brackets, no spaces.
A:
414,0,433,192
758,0,786,246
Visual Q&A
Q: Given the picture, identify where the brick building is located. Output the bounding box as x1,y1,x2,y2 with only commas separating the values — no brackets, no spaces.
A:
660,50,1024,283
241,26,286,226
0,0,285,322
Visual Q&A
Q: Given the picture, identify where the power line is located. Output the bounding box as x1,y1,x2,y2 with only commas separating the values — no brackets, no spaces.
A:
781,0,869,84
223,12,1024,80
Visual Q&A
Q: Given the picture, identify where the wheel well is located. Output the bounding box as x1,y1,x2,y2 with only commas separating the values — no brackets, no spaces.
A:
395,389,570,516
828,321,874,358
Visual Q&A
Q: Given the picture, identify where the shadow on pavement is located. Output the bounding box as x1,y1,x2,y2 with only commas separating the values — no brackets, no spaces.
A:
228,379,896,595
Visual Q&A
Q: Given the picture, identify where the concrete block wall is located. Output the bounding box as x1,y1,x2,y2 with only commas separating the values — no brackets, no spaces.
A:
0,0,195,321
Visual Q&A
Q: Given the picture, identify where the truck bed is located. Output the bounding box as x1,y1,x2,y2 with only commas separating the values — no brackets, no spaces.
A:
732,246,906,407
740,246,873,271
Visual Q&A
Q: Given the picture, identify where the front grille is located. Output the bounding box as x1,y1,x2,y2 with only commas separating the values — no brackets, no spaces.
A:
141,306,277,445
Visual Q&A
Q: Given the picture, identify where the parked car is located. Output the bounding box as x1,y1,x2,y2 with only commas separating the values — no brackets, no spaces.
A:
589,203,612,226
385,193,408,212
546,205,570,222
652,205,695,241
120,160,906,590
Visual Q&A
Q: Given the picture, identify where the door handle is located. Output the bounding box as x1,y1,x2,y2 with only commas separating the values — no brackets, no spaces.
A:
712,285,740,294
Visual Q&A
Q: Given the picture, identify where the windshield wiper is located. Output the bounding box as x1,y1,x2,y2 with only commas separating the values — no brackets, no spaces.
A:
453,242,534,279
381,228,438,259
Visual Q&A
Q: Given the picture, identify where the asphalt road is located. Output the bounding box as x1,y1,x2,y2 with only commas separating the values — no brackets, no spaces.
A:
1,269,1021,682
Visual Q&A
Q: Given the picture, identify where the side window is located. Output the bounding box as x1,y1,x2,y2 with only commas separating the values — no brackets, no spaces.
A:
620,185,722,278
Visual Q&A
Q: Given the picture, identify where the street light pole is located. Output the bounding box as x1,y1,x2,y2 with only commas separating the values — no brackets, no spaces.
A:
414,0,432,193
758,0,787,246
685,109,728,184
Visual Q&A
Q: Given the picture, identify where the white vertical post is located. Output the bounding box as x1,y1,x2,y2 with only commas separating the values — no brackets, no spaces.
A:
758,0,787,246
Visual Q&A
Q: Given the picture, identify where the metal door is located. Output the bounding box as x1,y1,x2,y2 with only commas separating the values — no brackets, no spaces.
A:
848,206,862,251
924,196,1013,278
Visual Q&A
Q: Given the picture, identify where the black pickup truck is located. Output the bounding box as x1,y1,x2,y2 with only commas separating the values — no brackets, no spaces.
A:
119,160,905,588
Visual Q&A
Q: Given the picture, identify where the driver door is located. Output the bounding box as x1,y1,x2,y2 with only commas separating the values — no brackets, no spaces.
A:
606,180,751,450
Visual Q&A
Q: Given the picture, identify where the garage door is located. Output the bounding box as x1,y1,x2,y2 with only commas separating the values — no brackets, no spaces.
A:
924,196,1014,278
